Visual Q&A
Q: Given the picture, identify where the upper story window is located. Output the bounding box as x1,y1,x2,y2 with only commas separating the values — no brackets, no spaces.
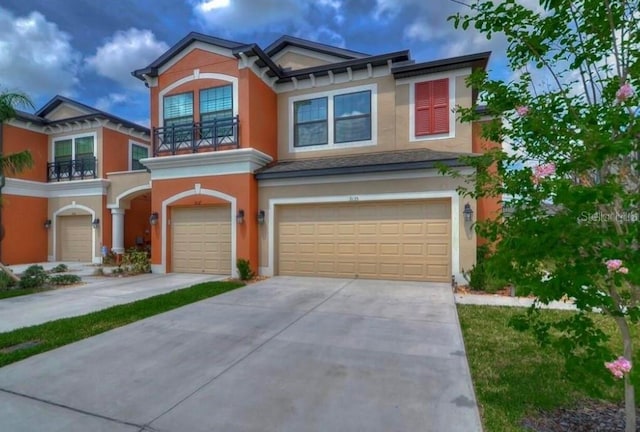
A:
200,85,232,122
290,84,377,151
163,92,193,126
415,78,450,136
48,134,96,182
54,135,95,162
334,91,371,143
294,97,328,147
131,143,149,171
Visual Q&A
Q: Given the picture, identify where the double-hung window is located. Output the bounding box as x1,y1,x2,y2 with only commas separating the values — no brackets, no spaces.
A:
292,85,375,149
294,97,328,147
334,90,371,143
200,85,234,142
163,92,193,144
53,135,95,178
415,78,450,136
131,144,149,171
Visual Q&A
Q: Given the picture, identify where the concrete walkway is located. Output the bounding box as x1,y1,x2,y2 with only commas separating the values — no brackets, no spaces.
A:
0,276,482,432
455,292,578,310
0,273,226,332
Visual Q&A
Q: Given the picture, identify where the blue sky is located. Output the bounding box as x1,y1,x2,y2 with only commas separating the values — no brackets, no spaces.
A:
0,0,511,127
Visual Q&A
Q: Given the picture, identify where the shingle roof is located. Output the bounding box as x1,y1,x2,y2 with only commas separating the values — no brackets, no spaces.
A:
256,148,473,180
265,35,370,59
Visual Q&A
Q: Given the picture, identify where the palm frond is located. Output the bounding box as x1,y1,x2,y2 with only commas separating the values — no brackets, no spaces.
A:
0,151,34,174
0,91,34,122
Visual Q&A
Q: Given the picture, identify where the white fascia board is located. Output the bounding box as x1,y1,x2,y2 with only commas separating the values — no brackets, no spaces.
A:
141,148,273,180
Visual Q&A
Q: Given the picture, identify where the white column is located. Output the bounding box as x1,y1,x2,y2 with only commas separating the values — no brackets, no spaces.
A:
111,208,125,254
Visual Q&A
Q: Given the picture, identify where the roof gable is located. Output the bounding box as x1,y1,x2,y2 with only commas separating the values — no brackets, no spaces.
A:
265,35,369,62
35,95,99,119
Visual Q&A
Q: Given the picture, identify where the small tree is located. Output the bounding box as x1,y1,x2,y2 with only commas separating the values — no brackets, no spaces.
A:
449,1,639,430
0,89,35,281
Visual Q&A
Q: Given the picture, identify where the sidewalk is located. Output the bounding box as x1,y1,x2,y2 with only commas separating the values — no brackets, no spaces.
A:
455,292,577,310
0,272,226,332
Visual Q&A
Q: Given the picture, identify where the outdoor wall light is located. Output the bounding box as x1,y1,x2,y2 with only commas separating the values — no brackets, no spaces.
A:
236,209,245,224
44,219,52,229
149,212,159,226
257,210,265,225
92,218,100,229
463,203,474,222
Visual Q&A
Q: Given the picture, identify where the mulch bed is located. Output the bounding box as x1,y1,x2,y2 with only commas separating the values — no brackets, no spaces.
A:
522,400,640,432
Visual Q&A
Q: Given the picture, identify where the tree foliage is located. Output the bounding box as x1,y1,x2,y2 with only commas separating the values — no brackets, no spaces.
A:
0,89,34,174
449,1,639,429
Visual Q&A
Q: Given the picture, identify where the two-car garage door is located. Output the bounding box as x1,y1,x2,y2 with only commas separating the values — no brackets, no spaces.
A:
277,200,451,282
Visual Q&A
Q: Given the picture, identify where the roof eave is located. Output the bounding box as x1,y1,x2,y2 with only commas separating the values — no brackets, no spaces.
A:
391,51,491,79
255,158,469,180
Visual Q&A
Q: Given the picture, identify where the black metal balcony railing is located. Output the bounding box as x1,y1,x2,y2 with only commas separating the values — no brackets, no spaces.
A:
153,116,239,156
47,157,97,182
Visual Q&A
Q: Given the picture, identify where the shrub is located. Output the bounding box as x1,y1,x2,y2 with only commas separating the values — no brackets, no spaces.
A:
50,264,68,273
19,265,49,289
0,271,16,291
463,244,509,293
48,274,81,286
122,248,150,274
236,258,254,281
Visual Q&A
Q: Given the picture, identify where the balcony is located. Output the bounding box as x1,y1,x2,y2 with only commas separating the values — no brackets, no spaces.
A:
47,157,97,182
153,116,239,156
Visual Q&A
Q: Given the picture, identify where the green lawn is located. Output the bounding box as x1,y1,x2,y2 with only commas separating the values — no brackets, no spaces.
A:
0,287,52,300
0,280,243,368
457,305,639,432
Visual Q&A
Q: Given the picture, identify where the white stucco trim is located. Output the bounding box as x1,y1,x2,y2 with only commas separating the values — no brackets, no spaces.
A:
258,167,475,188
52,202,99,264
3,178,109,198
266,191,461,280
107,182,152,209
140,148,272,180
158,72,239,127
159,186,238,278
397,68,471,143
271,45,359,66
287,83,378,153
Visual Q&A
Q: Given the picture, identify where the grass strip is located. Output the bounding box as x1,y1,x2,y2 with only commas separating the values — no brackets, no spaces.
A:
0,280,243,368
457,304,639,432
0,288,53,300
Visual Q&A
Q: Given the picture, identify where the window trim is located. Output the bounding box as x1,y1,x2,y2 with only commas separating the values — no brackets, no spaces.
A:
288,83,377,153
163,91,194,126
129,140,151,171
293,96,328,147
333,90,372,144
51,132,97,162
400,69,469,142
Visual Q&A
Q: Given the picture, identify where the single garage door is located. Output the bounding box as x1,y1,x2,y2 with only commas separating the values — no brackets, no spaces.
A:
172,206,231,274
278,200,451,282
58,215,92,261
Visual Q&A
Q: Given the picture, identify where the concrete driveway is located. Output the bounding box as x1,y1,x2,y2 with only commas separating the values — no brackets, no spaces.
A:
0,276,482,432
0,273,225,332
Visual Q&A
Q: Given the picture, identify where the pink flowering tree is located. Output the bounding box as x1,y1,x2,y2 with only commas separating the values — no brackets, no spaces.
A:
449,1,639,430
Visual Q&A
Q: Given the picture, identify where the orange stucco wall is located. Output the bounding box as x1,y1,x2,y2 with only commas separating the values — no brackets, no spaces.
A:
124,194,152,250
102,129,148,175
151,173,259,274
472,121,502,244
2,124,48,182
2,194,48,264
101,195,112,254
242,69,278,158
149,48,278,160
151,49,241,130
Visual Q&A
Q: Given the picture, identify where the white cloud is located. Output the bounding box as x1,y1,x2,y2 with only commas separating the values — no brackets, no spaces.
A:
86,28,168,90
94,92,129,112
191,0,344,34
0,7,80,97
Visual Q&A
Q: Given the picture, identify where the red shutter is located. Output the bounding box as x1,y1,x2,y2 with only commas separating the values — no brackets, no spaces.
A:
415,81,431,136
432,78,449,134
414,78,449,136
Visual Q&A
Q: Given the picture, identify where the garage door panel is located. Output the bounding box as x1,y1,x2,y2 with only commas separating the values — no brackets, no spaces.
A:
58,215,92,262
278,200,451,282
172,206,231,274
